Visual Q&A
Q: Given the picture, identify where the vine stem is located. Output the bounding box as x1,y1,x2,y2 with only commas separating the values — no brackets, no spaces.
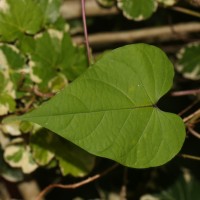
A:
183,108,200,123
178,99,199,116
180,154,200,161
171,6,200,18
171,88,200,96
35,163,119,200
188,127,200,139
81,0,93,65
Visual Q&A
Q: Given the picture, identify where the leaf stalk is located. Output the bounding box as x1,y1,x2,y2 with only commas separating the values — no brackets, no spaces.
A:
81,0,94,65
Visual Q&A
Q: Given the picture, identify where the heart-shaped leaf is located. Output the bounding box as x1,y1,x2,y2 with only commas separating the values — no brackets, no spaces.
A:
17,44,185,168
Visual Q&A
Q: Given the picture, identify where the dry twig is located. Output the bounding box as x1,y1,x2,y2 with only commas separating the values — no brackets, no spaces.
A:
61,0,118,19
188,127,200,139
172,88,200,97
73,22,200,46
35,163,119,200
183,108,200,123
178,99,199,116
181,154,200,161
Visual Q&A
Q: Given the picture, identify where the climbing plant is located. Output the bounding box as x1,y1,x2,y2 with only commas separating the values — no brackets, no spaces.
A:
0,0,200,199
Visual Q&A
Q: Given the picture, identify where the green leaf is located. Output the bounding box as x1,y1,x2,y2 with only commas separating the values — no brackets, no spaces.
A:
30,129,55,166
97,0,116,7
31,129,95,176
48,74,68,93
0,93,16,116
176,42,200,80
55,138,95,177
37,0,61,24
27,30,87,91
1,119,20,136
18,44,185,168
0,0,44,42
4,139,38,173
141,169,200,200
0,44,25,70
17,35,36,54
19,121,33,133
0,148,24,182
117,0,157,20
0,71,7,93
0,44,29,98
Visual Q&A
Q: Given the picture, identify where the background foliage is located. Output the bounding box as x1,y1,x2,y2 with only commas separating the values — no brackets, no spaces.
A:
0,0,200,199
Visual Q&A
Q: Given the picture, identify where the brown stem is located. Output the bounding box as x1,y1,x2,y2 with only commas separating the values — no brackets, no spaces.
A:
171,6,200,18
171,88,200,97
73,22,200,46
81,0,93,65
183,108,200,123
61,0,118,19
178,99,199,116
16,96,36,114
180,154,200,161
188,127,200,139
35,163,119,200
33,86,54,98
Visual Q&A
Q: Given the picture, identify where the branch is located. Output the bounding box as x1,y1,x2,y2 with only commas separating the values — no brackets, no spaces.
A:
61,0,118,19
178,99,199,116
33,86,54,98
72,22,200,46
35,163,119,200
183,108,200,123
171,6,200,18
81,0,93,64
188,127,200,139
180,154,200,161
171,88,200,97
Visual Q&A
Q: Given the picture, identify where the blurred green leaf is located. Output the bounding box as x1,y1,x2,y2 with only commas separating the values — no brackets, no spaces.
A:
4,139,38,174
0,0,44,41
31,129,95,177
117,0,157,20
140,169,200,200
1,119,21,136
97,0,116,7
0,148,24,182
176,42,200,80
0,44,31,98
37,0,61,24
30,129,55,166
0,93,15,116
48,74,68,93
19,121,33,134
26,30,87,91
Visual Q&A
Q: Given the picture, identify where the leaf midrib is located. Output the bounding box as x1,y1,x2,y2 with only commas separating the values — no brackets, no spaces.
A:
22,104,155,119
